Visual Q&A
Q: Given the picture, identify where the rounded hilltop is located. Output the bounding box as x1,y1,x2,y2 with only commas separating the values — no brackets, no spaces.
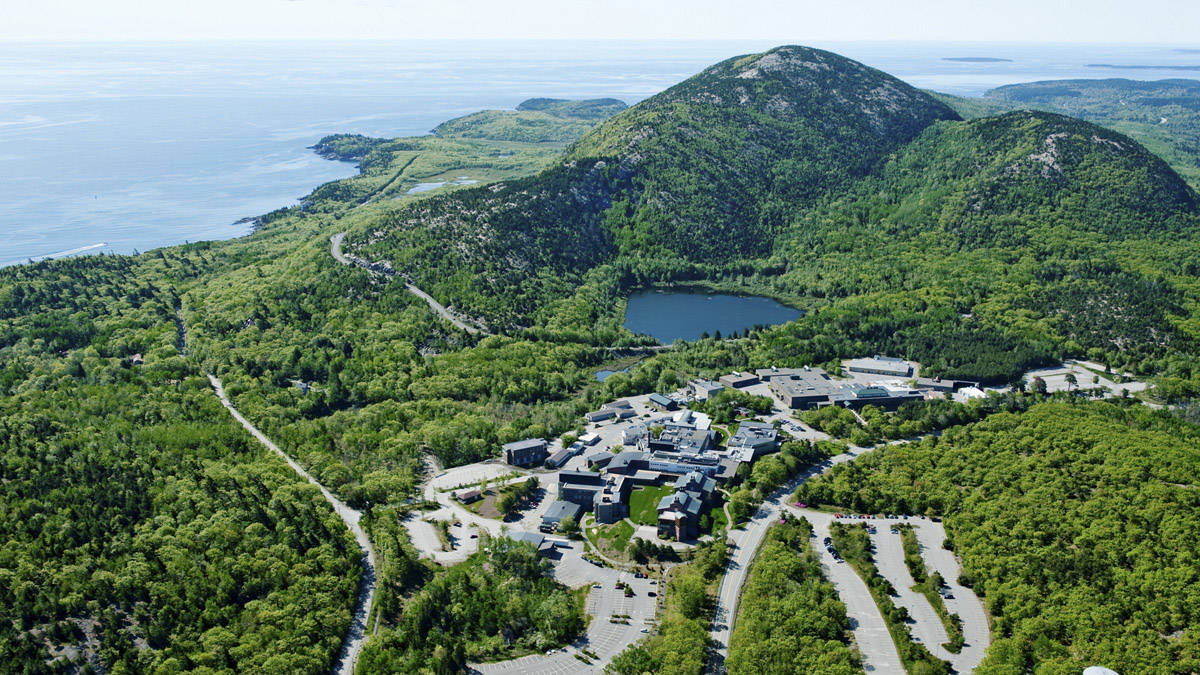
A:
569,44,960,160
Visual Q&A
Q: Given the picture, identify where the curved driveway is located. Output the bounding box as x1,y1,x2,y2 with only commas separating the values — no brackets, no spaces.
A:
708,444,873,670
913,519,991,670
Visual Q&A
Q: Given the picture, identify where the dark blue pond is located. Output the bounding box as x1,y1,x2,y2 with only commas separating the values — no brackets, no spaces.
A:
623,290,802,344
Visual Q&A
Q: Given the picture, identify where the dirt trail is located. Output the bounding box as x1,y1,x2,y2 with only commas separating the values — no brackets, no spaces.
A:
208,374,376,675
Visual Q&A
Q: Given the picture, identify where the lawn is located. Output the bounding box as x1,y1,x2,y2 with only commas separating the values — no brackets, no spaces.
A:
629,484,674,526
707,500,729,535
587,519,637,558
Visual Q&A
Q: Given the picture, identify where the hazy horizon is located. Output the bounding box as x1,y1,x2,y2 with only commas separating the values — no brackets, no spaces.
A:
6,0,1200,43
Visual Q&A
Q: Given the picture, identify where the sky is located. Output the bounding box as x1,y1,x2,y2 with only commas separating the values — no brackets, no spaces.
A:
3,0,1200,43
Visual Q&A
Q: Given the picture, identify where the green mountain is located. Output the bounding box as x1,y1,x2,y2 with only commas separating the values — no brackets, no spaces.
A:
515,97,628,119
346,46,1199,351
347,46,965,323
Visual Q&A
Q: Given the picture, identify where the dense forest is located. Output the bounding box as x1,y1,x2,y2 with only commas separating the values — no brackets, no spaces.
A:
5,42,1200,673
0,337,360,670
799,401,1200,673
357,536,585,673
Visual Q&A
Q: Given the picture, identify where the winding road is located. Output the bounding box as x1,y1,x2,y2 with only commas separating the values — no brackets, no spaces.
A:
208,375,376,675
330,232,485,334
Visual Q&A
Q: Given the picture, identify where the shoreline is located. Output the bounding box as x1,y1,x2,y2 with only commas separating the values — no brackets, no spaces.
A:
1,145,362,269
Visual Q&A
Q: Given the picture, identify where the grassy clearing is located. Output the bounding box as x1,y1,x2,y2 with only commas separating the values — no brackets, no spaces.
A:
586,519,637,560
629,485,674,526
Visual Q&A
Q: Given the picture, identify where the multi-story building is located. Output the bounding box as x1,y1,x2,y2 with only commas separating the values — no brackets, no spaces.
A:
727,421,778,457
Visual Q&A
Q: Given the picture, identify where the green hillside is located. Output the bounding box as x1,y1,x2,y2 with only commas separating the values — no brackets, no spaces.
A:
346,46,964,327
985,78,1200,188
515,97,628,119
433,98,627,143
344,46,1200,372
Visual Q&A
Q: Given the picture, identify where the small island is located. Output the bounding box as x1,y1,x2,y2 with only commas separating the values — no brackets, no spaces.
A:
1087,63,1200,70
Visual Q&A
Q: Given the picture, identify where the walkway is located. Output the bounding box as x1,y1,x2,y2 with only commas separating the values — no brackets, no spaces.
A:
330,232,487,334
208,375,376,675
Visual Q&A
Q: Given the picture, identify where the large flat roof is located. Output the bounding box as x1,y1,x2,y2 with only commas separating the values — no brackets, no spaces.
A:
502,438,545,451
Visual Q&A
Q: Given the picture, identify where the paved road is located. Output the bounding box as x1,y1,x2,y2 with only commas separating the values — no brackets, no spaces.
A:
331,232,486,334
801,512,903,673
208,375,375,675
870,524,953,662
788,509,991,674
707,444,873,669
913,519,991,671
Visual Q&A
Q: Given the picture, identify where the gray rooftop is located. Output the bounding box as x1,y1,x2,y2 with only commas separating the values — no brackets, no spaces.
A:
508,531,546,547
657,491,701,516
502,438,546,452
542,500,584,522
608,451,646,471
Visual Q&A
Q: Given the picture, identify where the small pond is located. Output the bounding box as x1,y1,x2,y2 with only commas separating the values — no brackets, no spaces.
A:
623,289,802,344
594,366,631,382
405,176,479,195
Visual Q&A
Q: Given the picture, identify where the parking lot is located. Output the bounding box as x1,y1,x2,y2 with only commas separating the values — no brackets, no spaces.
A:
472,541,659,674
786,508,990,674
1024,361,1148,397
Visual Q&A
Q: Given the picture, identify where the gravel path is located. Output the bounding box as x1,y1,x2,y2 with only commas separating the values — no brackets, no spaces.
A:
208,374,376,675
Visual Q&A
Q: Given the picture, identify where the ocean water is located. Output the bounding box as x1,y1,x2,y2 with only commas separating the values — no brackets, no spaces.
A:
2,40,1198,266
